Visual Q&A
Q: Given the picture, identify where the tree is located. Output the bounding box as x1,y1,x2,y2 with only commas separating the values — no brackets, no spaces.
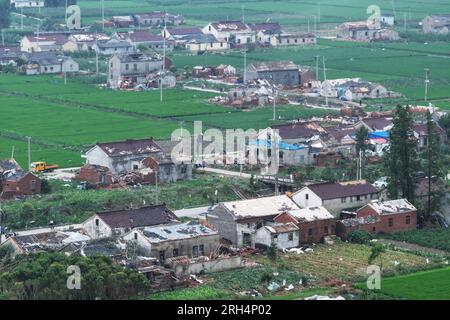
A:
438,112,450,140
355,126,369,155
368,243,386,271
0,0,11,29
41,179,52,194
384,105,418,202
424,111,443,218
267,242,277,261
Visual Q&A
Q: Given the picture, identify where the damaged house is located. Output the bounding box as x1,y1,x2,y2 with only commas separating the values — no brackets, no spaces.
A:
0,159,41,200
21,52,79,75
337,21,400,41
207,195,300,247
269,32,317,47
83,204,179,239
422,15,450,34
202,20,255,47
107,53,166,89
246,61,300,87
114,30,174,51
336,199,417,239
254,222,299,250
123,221,219,262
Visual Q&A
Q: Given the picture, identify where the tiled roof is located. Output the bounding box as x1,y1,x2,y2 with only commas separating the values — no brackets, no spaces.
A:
304,180,378,200
361,117,393,131
288,206,335,222
167,27,203,36
264,222,298,234
250,60,298,72
26,33,68,45
271,122,326,140
142,221,217,242
248,22,281,32
97,204,179,229
211,21,249,32
362,199,416,215
96,138,162,157
117,31,165,43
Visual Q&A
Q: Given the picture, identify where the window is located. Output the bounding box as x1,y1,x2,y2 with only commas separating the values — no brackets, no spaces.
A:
288,233,294,241
125,64,129,71
95,218,99,226
372,226,376,232
341,197,347,203
273,234,278,240
133,63,137,71
308,228,313,236
305,194,309,200
31,180,36,192
133,164,139,170
159,250,165,261
173,248,179,257
324,226,329,234
405,215,411,225
199,245,205,256
192,245,199,257
356,195,361,201
388,218,394,227
134,232,138,240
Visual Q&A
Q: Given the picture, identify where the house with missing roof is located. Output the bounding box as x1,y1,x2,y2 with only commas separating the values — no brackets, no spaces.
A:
422,15,450,34
337,21,400,41
246,61,300,87
21,52,79,75
122,221,219,262
93,38,135,55
269,32,317,47
274,206,336,244
113,31,174,51
84,138,165,174
207,195,300,247
355,116,393,133
249,22,283,45
133,12,184,27
336,199,417,239
292,180,379,217
0,159,41,200
83,204,179,239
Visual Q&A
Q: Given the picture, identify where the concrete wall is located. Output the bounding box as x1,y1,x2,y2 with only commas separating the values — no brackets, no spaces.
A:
322,194,378,217
173,256,243,276
83,215,113,239
292,188,323,209
208,204,238,245
246,68,299,87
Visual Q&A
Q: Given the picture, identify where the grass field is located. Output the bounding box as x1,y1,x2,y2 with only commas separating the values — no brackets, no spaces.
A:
253,242,444,281
368,268,450,299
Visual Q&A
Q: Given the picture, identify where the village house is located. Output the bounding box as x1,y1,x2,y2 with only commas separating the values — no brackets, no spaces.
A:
274,206,336,244
227,83,270,108
337,21,400,41
355,116,393,133
122,221,219,262
247,139,310,166
142,156,192,183
269,121,327,145
381,14,395,26
422,15,450,34
1,159,42,200
93,38,135,55
83,204,179,239
322,125,357,157
185,34,230,53
336,199,417,239
74,164,114,186
63,33,111,52
0,229,90,257
84,138,164,174
10,0,44,7
133,12,184,27
202,21,255,47
192,64,236,79
111,16,135,28
320,78,391,101
162,27,204,43
207,195,300,247
269,32,317,47
20,33,68,52
246,61,300,87
0,45,21,66
254,223,299,249
21,52,79,75
114,30,174,51
412,122,446,148
248,22,282,45
107,53,164,88
292,180,379,217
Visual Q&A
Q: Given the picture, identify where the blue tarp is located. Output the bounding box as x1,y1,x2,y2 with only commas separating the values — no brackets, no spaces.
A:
249,139,306,150
369,131,390,139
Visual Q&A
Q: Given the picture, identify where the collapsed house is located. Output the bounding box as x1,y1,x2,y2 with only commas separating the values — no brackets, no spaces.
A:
0,159,41,200
246,61,300,87
422,15,450,34
320,78,397,101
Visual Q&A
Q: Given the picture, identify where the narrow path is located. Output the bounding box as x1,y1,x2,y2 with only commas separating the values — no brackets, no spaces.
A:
378,238,449,257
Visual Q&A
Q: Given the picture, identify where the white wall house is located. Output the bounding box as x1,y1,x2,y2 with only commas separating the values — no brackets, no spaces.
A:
254,223,299,249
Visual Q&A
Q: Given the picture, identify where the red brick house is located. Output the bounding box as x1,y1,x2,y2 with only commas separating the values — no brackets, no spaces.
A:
0,171,41,200
75,164,114,185
336,199,417,239
274,206,336,244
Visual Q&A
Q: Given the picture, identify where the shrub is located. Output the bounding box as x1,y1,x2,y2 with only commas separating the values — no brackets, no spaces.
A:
347,230,373,244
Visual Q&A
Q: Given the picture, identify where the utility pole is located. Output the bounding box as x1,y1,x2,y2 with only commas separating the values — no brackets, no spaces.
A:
160,21,166,103
102,0,105,31
11,146,15,160
313,15,317,35
65,0,68,22
272,85,277,120
424,68,430,102
314,55,319,80
27,136,31,170
322,56,328,106
403,12,407,32
21,7,24,30
318,2,321,23
64,71,67,85
1,29,4,46
243,47,247,83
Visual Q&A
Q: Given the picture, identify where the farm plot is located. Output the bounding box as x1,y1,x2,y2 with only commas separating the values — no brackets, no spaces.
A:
0,95,180,147
0,75,229,118
367,268,450,300
252,242,443,282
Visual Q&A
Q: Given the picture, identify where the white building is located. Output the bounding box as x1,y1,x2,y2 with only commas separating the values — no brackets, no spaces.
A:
10,0,44,8
203,21,255,46
254,223,299,249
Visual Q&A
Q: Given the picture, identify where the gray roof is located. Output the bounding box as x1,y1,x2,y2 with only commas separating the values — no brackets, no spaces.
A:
250,61,298,72
114,53,162,63
97,39,133,49
141,221,217,243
